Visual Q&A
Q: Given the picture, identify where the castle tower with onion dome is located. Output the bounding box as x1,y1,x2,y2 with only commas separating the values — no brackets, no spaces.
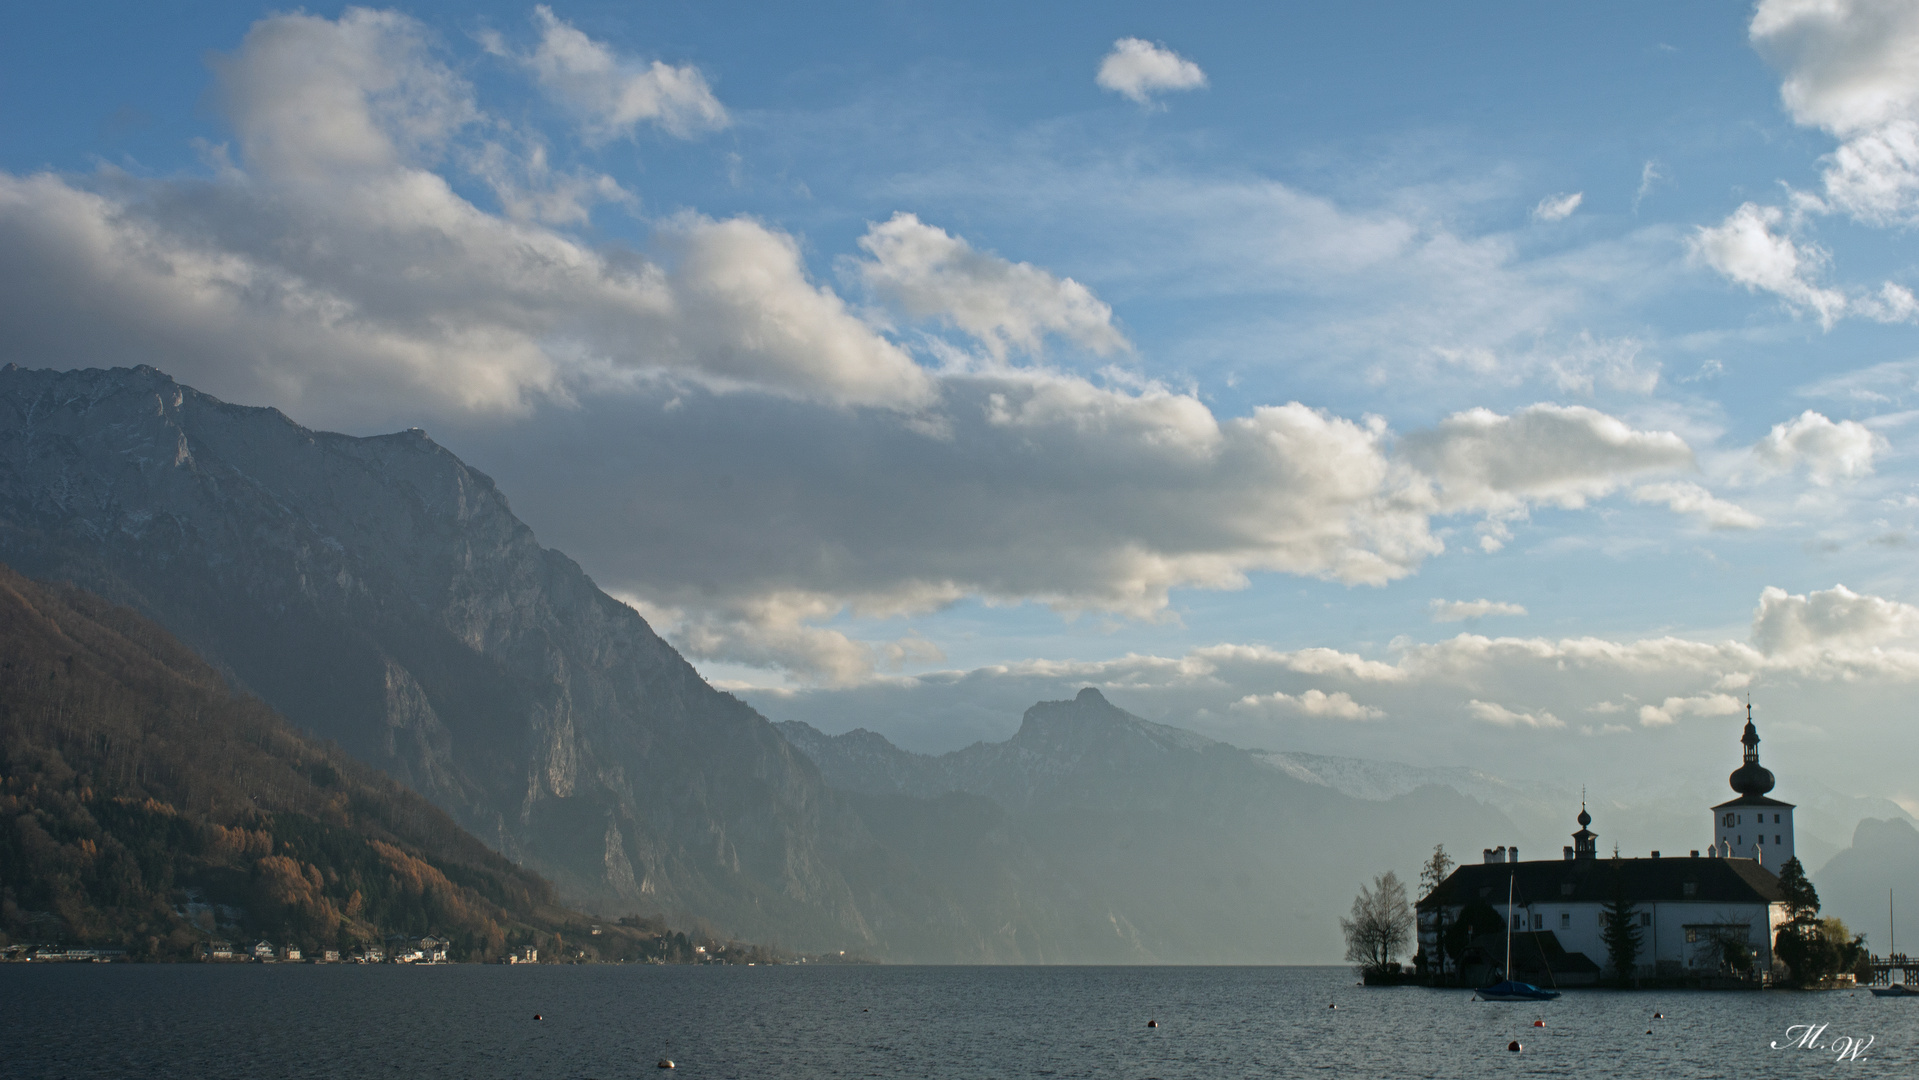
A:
1710,704,1795,868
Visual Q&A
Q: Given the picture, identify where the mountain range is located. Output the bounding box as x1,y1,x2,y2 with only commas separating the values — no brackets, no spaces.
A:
0,364,1906,962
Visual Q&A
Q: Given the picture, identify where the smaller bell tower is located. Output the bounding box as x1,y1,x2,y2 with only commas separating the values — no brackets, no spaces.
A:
1710,703,1795,868
1569,800,1597,860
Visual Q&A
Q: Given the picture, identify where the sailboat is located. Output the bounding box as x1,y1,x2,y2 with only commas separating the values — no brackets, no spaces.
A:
1871,890,1915,998
1476,873,1561,1002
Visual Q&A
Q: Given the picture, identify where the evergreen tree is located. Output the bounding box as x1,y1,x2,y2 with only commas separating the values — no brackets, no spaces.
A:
1600,885,1643,987
1776,857,1820,924
1417,844,1455,980
1772,857,1840,986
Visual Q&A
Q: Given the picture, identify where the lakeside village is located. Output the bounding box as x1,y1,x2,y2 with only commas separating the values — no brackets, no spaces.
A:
0,933,811,965
1,906,852,966
1341,707,1919,991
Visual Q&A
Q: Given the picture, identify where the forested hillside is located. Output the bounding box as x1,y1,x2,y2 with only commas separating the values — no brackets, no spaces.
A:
0,563,709,961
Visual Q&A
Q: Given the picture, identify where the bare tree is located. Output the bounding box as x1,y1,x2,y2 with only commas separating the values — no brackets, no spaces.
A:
1341,870,1414,974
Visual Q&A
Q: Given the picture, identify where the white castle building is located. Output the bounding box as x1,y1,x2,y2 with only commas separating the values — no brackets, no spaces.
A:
1415,709,1792,985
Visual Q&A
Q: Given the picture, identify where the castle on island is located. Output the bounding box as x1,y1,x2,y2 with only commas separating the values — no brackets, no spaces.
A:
1415,706,1791,985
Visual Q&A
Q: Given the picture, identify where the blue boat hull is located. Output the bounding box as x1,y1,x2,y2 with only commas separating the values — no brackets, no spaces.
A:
1476,980,1560,1001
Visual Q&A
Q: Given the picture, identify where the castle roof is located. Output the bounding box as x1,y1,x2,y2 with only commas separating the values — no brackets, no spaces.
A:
1712,793,1794,809
1417,856,1783,910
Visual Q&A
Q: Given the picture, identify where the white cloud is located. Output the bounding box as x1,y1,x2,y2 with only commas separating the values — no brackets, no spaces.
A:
1467,699,1565,729
1231,689,1383,721
632,591,945,686
1629,482,1763,530
1751,0,1919,137
209,8,478,183
1754,410,1881,484
1096,38,1207,105
1751,1,1919,225
1397,404,1693,549
1634,160,1666,210
512,5,728,142
0,10,929,424
1430,599,1528,622
1690,203,1848,327
854,212,1129,359
1532,192,1583,222
1751,583,1919,655
1636,692,1742,727
1819,119,1919,225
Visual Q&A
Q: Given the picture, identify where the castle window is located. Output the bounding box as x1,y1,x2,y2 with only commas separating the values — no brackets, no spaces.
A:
1560,913,1570,930
1640,913,1651,927
1560,883,1573,896
1776,835,1781,844
1683,882,1697,897
1532,914,1543,930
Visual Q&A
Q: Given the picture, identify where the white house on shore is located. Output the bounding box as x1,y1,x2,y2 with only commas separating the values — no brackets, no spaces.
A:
1416,712,1792,984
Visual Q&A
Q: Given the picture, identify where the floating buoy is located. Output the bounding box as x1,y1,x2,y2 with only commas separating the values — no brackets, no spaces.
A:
658,1059,675,1069
1327,1003,1337,1009
533,1014,542,1021
1532,1020,1545,1027
1507,1040,1521,1052
862,1008,869,1012
1646,1029,1653,1035
1653,1012,1663,1019
1147,1020,1158,1028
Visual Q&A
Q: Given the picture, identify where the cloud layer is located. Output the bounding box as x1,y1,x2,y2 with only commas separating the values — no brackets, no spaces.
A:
0,9,928,424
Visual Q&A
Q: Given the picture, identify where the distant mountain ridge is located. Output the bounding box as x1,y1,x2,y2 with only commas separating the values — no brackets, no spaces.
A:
777,688,1525,962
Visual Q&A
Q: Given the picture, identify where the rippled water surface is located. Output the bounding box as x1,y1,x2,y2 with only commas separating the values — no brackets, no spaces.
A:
4,965,1914,1078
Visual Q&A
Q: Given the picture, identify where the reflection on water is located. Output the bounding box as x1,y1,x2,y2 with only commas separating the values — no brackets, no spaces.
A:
3,964,1914,1078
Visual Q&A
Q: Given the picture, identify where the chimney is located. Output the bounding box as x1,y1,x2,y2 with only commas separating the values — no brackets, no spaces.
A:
1564,846,1574,861
1509,846,1518,863
1651,851,1661,859
1484,848,1495,864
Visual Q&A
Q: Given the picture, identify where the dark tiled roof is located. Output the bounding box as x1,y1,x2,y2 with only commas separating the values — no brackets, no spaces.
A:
1712,794,1794,809
1460,930,1602,976
1419,856,1783,909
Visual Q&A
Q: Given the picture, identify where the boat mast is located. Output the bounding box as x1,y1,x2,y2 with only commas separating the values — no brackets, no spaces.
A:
1506,874,1514,982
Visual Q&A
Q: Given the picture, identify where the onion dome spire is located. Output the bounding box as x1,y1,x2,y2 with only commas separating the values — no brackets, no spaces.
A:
1571,793,1597,859
1729,701,1775,797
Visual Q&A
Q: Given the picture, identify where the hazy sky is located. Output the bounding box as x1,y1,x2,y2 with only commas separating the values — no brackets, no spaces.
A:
6,2,1919,819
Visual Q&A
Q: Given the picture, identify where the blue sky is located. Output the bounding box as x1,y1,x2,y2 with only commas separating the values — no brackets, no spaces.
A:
6,1,1919,843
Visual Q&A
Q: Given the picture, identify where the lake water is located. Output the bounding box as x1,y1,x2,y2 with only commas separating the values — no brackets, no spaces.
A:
3,965,1913,1079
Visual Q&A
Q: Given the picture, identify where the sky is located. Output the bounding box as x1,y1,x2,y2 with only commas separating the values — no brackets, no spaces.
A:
6,1,1919,845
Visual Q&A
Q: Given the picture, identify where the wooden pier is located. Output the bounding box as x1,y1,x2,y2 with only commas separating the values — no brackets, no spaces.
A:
1863,954,1919,987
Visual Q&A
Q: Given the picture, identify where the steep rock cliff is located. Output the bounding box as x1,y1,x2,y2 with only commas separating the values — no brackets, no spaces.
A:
0,365,887,950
